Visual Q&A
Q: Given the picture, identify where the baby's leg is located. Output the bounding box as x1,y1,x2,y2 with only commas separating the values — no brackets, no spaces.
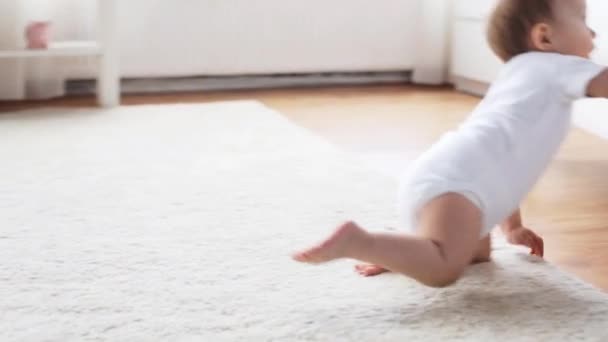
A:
356,235,490,277
292,193,483,287
472,235,491,263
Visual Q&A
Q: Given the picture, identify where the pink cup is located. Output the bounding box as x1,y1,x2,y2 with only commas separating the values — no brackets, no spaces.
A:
25,21,51,49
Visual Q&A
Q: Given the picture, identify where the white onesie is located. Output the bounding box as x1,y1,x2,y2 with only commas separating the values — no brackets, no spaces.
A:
398,52,605,237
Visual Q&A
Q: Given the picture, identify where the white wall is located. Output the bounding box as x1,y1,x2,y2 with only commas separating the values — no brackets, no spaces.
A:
1,0,432,99
114,0,418,78
46,0,419,78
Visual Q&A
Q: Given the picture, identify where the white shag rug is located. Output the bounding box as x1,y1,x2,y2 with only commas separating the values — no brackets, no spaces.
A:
1,101,608,342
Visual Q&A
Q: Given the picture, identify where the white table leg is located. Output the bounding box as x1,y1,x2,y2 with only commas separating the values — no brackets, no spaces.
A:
97,0,119,107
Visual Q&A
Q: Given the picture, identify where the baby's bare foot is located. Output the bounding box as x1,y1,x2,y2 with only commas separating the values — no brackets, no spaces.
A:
292,221,367,264
354,263,390,277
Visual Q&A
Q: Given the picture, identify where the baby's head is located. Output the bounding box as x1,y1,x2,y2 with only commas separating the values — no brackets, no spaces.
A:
487,0,595,62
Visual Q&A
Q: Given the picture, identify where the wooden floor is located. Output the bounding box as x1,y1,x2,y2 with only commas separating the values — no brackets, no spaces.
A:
2,85,608,291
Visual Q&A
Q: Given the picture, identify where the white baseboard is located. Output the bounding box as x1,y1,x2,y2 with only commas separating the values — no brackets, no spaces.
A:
65,71,411,95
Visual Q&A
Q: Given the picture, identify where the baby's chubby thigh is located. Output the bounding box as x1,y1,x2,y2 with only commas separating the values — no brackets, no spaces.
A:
397,171,487,238
397,170,443,234
397,132,492,235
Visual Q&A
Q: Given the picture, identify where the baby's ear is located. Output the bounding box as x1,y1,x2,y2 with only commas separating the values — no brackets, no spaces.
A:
530,23,554,51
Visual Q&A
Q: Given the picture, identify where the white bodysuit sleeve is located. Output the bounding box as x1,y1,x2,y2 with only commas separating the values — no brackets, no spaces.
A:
555,54,605,100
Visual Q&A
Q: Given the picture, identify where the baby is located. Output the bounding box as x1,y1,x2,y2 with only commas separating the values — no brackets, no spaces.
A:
292,0,608,287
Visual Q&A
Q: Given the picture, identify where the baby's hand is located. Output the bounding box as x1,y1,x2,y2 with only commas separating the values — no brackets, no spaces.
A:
506,226,544,257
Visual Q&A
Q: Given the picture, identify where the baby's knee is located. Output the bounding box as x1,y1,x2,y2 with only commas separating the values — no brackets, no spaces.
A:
420,268,464,288
472,236,492,264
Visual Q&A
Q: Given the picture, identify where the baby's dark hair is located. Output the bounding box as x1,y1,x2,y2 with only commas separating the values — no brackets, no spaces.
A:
487,0,555,62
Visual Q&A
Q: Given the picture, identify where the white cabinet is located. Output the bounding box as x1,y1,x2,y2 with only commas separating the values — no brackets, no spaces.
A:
450,0,502,96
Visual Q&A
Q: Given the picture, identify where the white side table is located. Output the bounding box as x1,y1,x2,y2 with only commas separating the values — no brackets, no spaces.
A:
0,0,120,107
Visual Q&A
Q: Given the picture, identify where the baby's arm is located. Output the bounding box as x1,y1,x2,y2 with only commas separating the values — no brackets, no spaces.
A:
500,208,524,233
586,69,608,97
500,208,544,257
